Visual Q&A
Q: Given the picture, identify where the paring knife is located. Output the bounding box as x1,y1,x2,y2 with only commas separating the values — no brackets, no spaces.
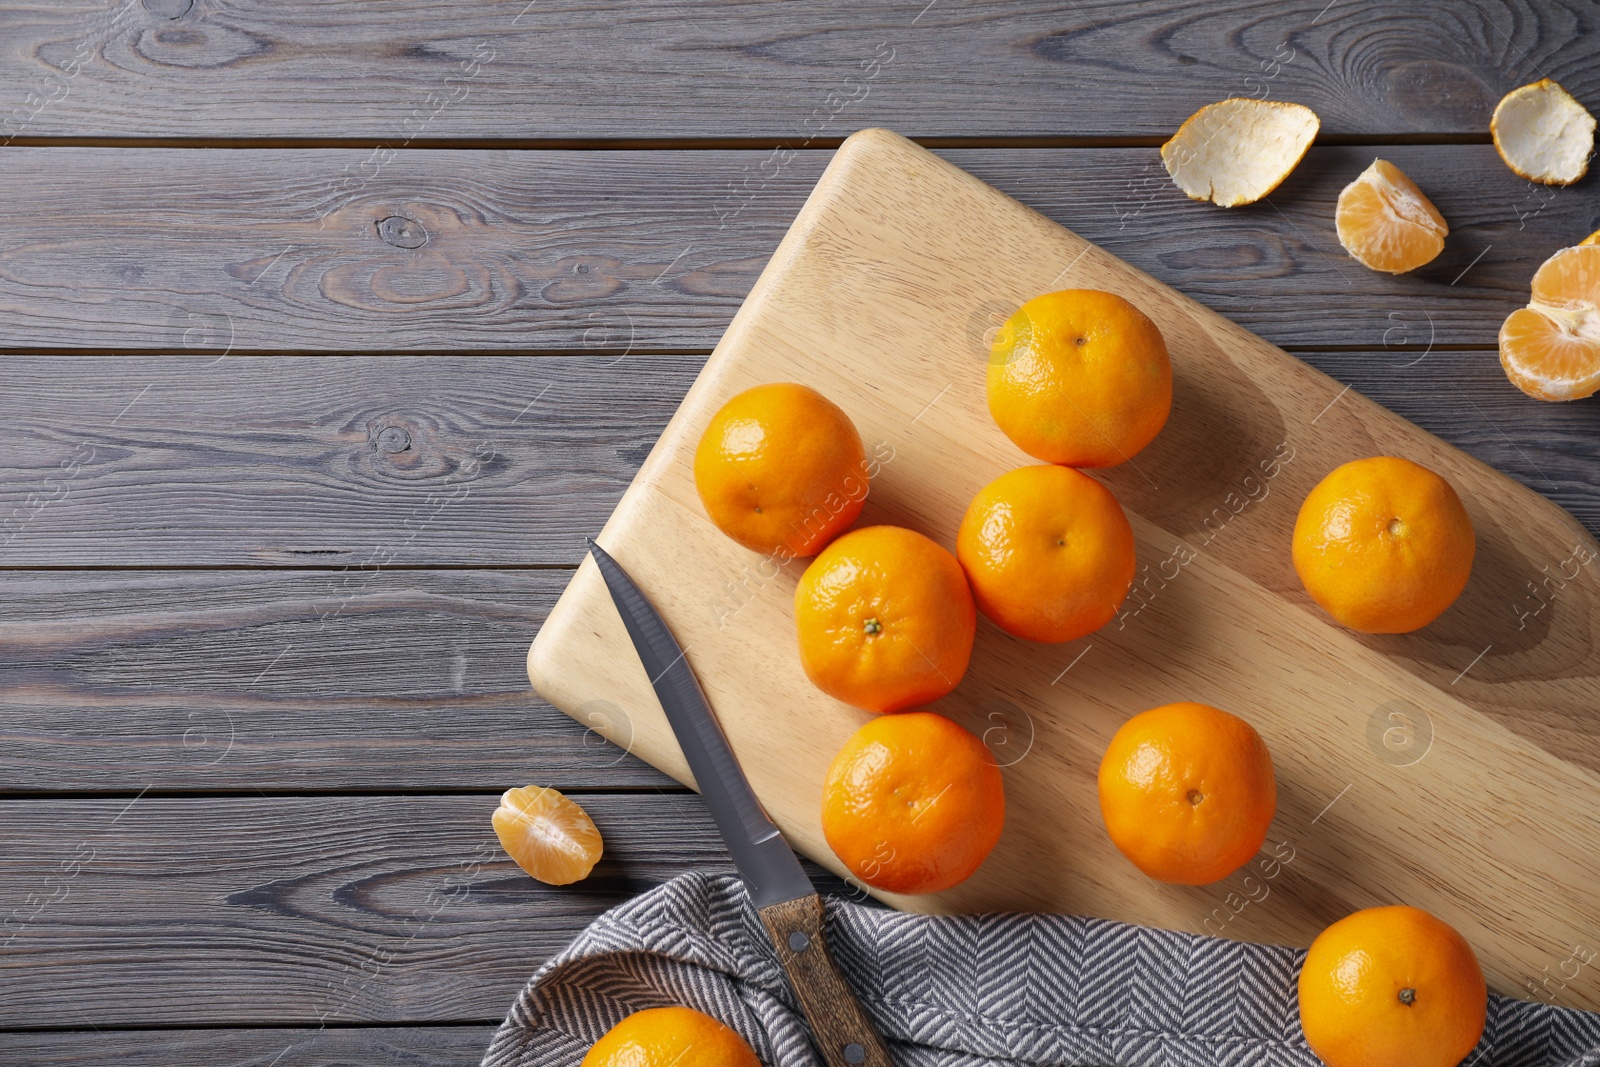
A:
587,539,893,1067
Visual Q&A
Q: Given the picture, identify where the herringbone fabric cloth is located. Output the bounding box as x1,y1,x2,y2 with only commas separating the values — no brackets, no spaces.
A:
483,872,1600,1067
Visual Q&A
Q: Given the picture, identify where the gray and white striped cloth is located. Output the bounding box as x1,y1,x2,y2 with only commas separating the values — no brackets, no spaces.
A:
483,872,1600,1067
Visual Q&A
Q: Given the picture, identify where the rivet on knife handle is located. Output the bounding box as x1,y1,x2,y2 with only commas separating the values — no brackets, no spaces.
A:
757,894,893,1067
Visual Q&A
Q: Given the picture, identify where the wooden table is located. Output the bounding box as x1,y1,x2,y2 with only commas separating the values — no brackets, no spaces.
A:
0,2,1596,1061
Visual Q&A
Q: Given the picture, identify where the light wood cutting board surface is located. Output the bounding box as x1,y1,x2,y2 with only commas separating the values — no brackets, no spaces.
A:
529,128,1600,1008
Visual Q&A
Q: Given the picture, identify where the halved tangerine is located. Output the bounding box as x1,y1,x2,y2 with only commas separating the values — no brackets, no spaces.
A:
1499,244,1600,401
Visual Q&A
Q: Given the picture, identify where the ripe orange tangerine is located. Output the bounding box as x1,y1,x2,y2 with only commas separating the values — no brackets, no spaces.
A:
1499,244,1600,401
987,289,1172,468
1097,702,1276,886
794,525,976,713
492,785,603,886
694,382,868,557
821,711,1005,895
1299,905,1487,1067
581,1006,761,1067
956,464,1135,643
1292,457,1475,634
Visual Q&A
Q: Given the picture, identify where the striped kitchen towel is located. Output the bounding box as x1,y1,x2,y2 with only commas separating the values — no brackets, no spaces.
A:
482,871,1600,1067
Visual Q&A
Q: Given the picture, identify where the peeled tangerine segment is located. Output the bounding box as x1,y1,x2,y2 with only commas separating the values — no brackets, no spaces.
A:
1335,159,1448,274
1492,79,1596,186
492,785,603,885
1499,245,1600,401
1161,99,1319,207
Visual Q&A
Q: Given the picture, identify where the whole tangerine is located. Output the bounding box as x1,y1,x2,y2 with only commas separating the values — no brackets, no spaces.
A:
1298,905,1487,1067
694,382,868,557
1292,456,1475,634
987,289,1172,468
580,1006,761,1067
794,525,976,713
1097,702,1277,885
821,711,1005,895
957,464,1136,643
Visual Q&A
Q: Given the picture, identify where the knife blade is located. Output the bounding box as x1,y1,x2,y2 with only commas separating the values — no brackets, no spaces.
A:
587,539,893,1067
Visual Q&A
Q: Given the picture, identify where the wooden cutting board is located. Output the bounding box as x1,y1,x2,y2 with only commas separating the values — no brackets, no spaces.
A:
529,128,1600,1008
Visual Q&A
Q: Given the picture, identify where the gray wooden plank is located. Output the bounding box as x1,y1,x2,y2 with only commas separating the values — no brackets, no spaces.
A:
0,794,853,1027
0,568,675,792
0,1026,497,1066
1,0,1593,140
0,348,1592,570
0,145,1591,353
0,353,691,567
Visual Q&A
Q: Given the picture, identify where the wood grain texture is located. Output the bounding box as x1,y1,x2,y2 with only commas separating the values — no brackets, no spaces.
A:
757,894,894,1067
0,353,689,567
0,145,1593,353
0,794,854,1027
530,130,1600,1007
0,348,1591,571
2,0,1595,139
0,569,675,792
0,1026,497,1066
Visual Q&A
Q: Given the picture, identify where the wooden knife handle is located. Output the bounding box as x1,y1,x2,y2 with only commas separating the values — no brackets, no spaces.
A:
757,894,894,1067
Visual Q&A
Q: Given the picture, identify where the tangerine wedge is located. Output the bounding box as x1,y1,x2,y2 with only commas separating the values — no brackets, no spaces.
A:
492,785,603,885
1335,159,1447,274
1500,244,1600,401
